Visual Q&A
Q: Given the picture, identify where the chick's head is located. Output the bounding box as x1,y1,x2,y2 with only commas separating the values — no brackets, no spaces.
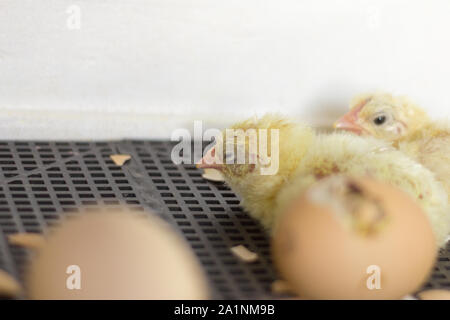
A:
197,114,313,183
197,115,314,230
334,92,430,141
200,135,256,178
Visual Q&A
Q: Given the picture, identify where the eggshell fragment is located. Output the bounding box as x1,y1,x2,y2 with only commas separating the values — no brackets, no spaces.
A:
26,209,210,299
202,169,225,182
230,245,258,263
273,176,437,300
0,270,21,298
271,280,294,295
417,289,450,300
110,154,131,166
8,233,46,250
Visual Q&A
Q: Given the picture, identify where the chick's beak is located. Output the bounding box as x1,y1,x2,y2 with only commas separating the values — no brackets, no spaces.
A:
334,110,364,135
196,147,224,170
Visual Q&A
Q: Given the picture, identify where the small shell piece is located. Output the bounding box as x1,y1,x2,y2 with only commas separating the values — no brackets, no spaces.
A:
0,270,21,298
8,233,46,250
202,169,225,182
417,289,450,300
230,245,259,263
271,280,294,295
110,154,131,166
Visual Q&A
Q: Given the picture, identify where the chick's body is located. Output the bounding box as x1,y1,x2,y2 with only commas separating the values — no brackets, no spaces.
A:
335,93,450,198
201,115,449,247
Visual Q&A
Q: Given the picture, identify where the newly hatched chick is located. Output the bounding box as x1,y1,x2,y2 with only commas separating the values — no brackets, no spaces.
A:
334,92,450,197
197,114,449,247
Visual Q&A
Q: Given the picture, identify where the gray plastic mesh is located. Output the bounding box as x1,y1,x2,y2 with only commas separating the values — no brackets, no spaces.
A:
0,140,448,299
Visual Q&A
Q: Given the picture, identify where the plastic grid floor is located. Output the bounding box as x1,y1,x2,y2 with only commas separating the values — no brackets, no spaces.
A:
0,140,449,299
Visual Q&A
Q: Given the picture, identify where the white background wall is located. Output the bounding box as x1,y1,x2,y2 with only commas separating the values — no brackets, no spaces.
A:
0,0,449,139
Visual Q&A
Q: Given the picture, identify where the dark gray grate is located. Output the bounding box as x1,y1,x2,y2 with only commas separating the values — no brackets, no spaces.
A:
0,140,448,299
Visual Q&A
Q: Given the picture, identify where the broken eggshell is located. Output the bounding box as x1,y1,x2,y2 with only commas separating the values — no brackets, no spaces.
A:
110,154,131,166
202,168,225,182
272,175,437,300
8,233,46,250
417,289,450,300
0,269,22,298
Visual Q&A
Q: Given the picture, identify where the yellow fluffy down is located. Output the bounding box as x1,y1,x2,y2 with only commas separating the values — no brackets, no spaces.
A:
222,115,449,247
398,122,450,198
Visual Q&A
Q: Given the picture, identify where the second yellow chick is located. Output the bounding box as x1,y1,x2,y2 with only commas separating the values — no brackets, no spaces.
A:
334,92,450,198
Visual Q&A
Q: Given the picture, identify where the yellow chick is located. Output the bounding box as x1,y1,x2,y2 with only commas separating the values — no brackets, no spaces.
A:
197,114,449,247
334,92,450,197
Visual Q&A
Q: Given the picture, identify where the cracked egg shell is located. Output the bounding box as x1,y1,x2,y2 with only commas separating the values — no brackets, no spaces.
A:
26,209,210,300
272,176,437,300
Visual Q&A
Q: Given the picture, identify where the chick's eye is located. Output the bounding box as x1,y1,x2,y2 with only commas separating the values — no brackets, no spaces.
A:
373,115,387,126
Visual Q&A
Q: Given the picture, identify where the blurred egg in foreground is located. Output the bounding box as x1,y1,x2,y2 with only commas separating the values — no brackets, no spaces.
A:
272,176,437,300
26,208,210,299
